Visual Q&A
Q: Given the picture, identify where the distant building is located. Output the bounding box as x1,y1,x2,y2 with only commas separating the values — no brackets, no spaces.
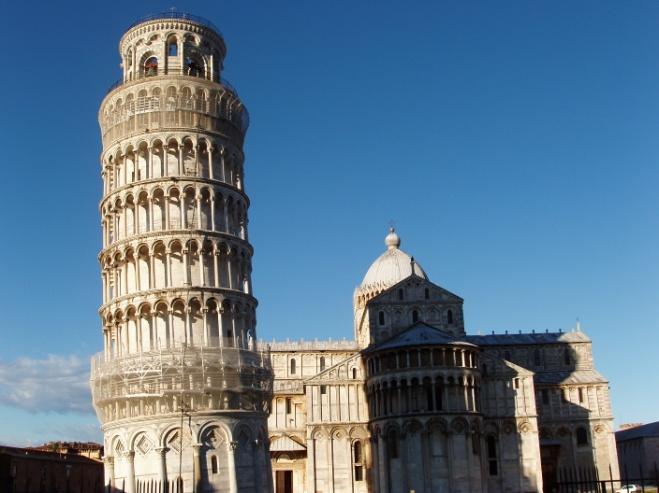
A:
0,445,103,493
616,421,659,478
34,442,104,460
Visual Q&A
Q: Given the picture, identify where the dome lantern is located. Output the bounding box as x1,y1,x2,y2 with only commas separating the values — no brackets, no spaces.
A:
385,227,401,250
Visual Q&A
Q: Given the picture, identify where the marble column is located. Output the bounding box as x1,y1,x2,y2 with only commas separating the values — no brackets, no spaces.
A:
378,432,388,493
103,455,115,492
156,447,168,493
125,451,135,493
228,441,238,493
306,437,316,493
192,443,202,492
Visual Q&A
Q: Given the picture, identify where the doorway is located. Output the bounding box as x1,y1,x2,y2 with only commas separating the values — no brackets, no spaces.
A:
275,470,293,493
541,444,561,493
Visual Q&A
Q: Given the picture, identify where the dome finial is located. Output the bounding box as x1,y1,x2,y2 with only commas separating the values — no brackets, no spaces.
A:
385,227,401,250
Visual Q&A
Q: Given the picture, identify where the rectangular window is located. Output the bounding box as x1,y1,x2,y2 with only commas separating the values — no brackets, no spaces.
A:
354,466,363,481
487,436,498,476
286,398,292,414
542,389,549,405
578,388,584,403
472,433,480,455
320,385,327,395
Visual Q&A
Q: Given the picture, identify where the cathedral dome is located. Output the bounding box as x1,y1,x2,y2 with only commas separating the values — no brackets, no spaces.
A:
360,228,428,290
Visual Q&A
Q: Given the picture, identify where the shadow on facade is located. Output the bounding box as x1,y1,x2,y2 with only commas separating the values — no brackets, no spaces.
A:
538,345,601,493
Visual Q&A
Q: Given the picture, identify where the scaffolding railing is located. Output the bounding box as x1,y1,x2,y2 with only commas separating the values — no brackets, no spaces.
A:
100,93,248,148
90,345,272,407
262,338,359,351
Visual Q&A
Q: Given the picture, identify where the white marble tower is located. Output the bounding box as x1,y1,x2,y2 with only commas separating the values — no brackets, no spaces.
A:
91,12,273,493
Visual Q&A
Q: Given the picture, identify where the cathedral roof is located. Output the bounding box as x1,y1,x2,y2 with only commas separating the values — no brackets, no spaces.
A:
270,435,307,452
359,228,428,292
365,323,475,353
534,369,607,385
615,421,659,442
466,330,591,346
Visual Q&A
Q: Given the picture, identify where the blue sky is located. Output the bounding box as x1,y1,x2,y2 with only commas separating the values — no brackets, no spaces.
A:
0,0,658,444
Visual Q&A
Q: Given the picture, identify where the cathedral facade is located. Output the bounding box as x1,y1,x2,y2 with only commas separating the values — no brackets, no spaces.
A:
267,229,619,493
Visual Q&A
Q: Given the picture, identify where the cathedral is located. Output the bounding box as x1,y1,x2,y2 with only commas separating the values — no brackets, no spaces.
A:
266,228,620,493
91,11,619,493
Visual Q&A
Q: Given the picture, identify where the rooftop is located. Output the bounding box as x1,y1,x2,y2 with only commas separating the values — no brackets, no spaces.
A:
466,330,591,346
126,11,221,34
365,323,476,353
534,369,607,385
616,421,659,442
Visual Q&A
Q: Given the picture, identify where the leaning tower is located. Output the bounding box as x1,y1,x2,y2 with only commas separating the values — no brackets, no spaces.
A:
90,12,273,493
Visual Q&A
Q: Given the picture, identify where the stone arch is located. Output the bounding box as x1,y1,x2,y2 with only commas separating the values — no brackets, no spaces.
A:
197,139,211,179
111,435,126,456
154,299,169,349
189,297,203,345
171,298,186,346
151,139,165,178
451,417,469,434
311,427,326,440
206,298,220,345
140,51,159,77
130,431,154,456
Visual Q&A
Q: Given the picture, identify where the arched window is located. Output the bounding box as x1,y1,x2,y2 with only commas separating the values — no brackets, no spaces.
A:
386,430,399,459
290,358,296,375
486,435,498,476
352,368,357,379
412,310,419,323
168,38,178,56
211,455,218,474
576,427,589,446
185,49,205,78
378,311,385,326
447,309,454,325
144,57,158,77
353,440,362,462
353,441,364,481
319,356,326,372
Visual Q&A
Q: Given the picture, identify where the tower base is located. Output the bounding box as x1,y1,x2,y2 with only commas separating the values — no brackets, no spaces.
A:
103,413,273,493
